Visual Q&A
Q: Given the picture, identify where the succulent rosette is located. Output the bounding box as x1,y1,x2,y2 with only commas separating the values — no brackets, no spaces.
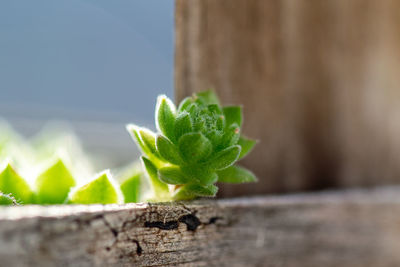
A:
127,90,257,201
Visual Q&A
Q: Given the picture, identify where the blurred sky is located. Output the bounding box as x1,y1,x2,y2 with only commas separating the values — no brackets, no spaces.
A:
0,0,174,125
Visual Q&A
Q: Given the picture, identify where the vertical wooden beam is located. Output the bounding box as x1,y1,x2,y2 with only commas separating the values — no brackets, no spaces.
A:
175,0,400,196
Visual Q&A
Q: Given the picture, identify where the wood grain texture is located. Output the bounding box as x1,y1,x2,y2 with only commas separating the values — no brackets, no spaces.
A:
1,187,400,266
175,0,400,196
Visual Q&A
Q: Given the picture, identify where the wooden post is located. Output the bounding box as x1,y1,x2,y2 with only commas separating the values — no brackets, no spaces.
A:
175,0,400,196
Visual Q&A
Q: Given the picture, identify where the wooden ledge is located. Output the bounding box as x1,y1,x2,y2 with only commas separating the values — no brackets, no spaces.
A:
1,187,400,266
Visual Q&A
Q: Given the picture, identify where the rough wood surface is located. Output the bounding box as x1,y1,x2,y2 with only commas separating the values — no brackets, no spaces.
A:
175,0,400,196
1,187,400,266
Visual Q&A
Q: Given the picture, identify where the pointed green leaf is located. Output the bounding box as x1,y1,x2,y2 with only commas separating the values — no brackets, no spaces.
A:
216,112,225,131
223,106,242,127
158,166,189,185
217,165,257,183
171,186,196,201
207,104,223,115
126,124,145,150
206,145,241,170
126,124,162,163
120,173,141,203
141,157,169,197
0,163,33,204
178,133,212,163
237,136,257,160
139,129,158,157
35,159,76,204
221,123,240,148
156,95,176,141
156,135,182,165
178,97,193,112
0,192,17,205
194,90,220,106
181,165,217,185
193,117,206,133
200,172,218,185
187,103,200,117
175,184,218,199
192,184,218,197
207,130,224,148
69,172,119,204
174,112,192,140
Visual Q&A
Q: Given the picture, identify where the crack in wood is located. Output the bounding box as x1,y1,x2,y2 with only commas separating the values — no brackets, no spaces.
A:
144,213,222,232
100,216,144,257
130,239,142,256
50,209,222,259
144,220,179,230
178,214,201,231
207,216,222,225
100,216,118,238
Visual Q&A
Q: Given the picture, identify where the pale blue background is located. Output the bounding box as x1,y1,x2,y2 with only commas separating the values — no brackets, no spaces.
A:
0,0,174,124
0,1,175,167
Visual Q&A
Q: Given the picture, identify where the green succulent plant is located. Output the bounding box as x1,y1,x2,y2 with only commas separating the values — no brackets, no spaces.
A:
0,159,126,205
0,192,18,205
0,122,131,205
69,171,121,204
127,90,257,201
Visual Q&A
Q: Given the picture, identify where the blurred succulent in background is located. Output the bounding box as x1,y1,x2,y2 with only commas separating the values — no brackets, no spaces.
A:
0,162,34,204
68,171,122,205
117,162,144,203
0,122,141,205
0,192,18,205
0,157,79,205
127,90,257,201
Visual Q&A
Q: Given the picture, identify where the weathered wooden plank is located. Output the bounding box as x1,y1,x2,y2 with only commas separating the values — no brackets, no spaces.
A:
175,0,400,196
1,187,400,266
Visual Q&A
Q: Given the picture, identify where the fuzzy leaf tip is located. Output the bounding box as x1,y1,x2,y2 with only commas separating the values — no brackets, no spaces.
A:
155,95,177,141
69,171,119,204
35,159,76,204
0,162,33,204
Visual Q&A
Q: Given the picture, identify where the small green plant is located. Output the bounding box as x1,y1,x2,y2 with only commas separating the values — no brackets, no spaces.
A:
127,90,257,201
0,90,256,205
0,158,128,205
0,123,142,205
